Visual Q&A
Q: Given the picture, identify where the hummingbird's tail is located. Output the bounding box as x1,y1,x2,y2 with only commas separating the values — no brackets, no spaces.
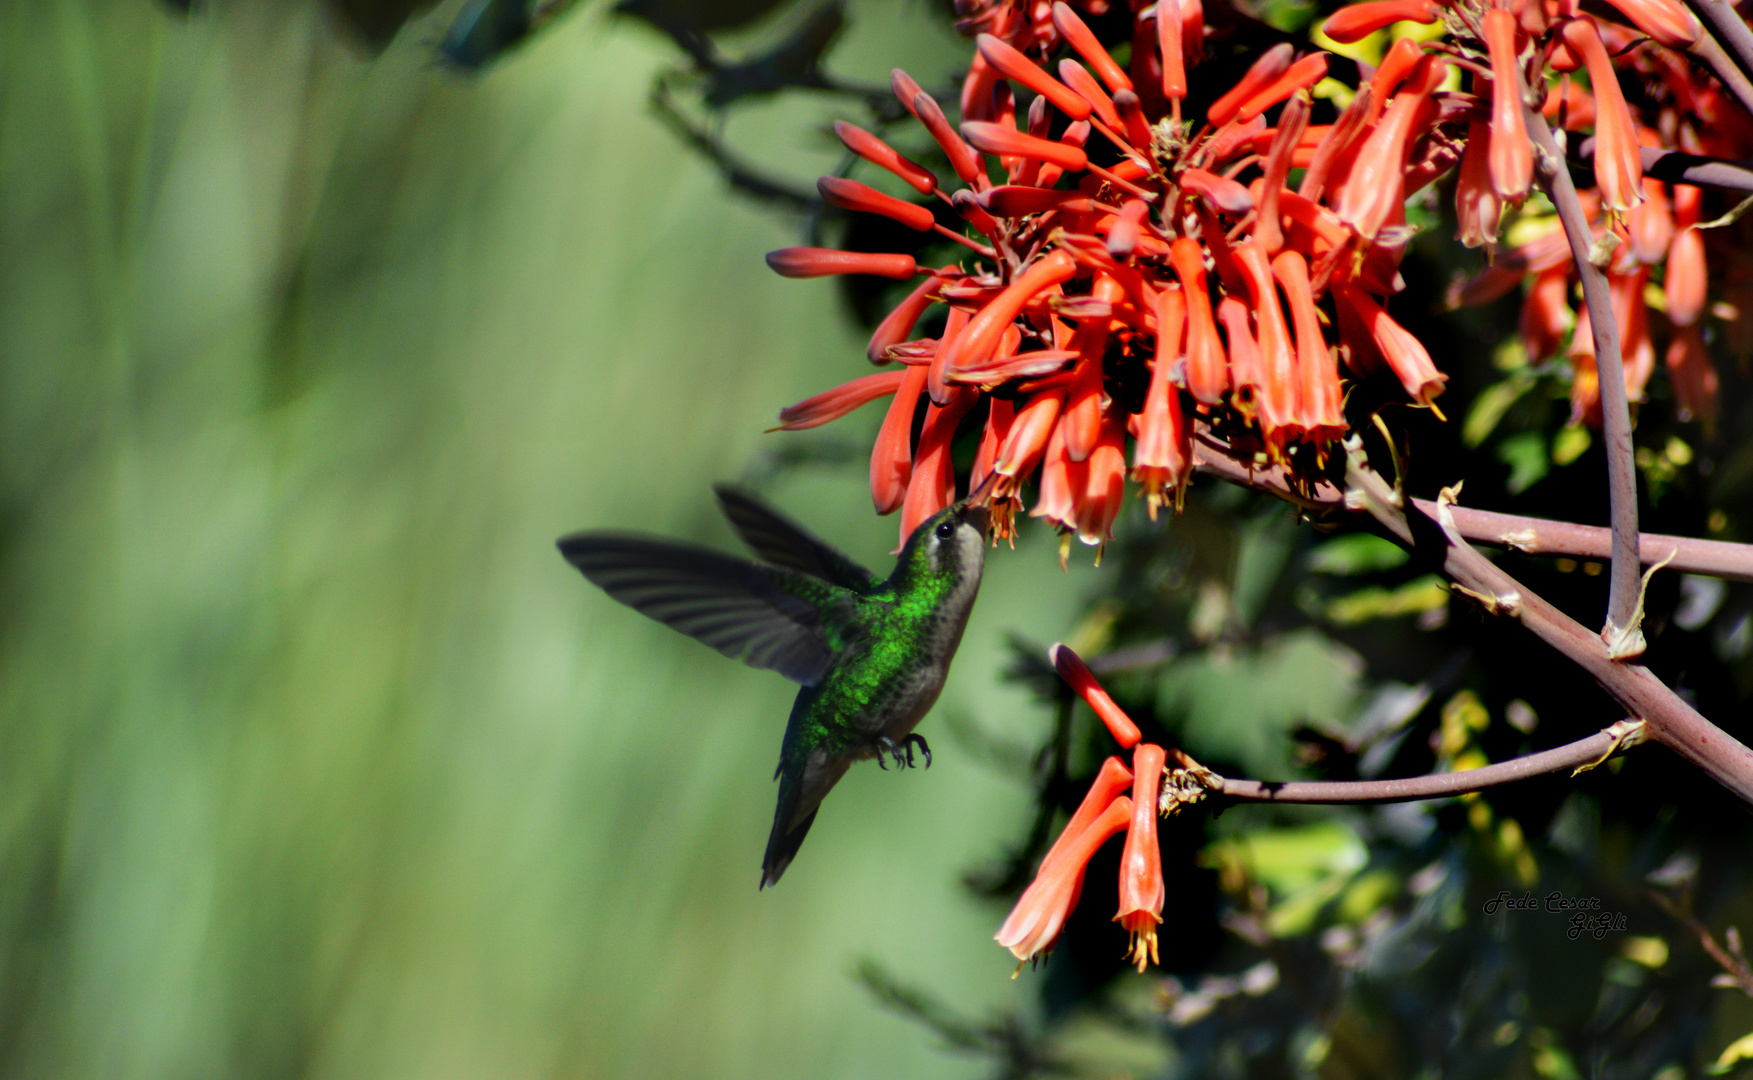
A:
759,806,820,889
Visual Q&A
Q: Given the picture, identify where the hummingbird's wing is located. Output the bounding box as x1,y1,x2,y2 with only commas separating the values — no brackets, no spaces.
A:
712,485,884,594
558,533,862,685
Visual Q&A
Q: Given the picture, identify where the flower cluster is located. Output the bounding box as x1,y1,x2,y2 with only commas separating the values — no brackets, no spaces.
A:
1443,0,1741,429
993,645,1171,971
768,0,1466,553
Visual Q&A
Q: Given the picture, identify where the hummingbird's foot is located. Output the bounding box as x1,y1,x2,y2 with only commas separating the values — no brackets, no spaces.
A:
873,735,907,770
902,733,932,769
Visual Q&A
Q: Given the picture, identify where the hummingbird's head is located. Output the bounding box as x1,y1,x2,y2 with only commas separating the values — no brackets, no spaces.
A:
899,498,989,588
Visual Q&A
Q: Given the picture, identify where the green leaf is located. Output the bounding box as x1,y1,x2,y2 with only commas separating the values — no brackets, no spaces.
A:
1711,1031,1753,1075
1306,534,1411,575
1464,375,1532,447
1498,431,1549,494
1324,575,1449,625
1552,424,1591,465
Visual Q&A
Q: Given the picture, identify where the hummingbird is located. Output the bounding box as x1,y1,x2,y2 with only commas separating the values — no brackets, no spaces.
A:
558,485,989,888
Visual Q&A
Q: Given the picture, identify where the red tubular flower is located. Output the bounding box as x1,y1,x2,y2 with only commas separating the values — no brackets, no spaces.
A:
1333,284,1448,404
994,795,1134,963
1483,11,1533,204
1274,250,1346,442
1569,303,1603,426
997,390,1066,480
766,248,917,279
1111,88,1158,153
962,122,1090,172
913,90,989,187
1235,53,1330,124
935,251,1078,399
962,50,1000,123
1059,59,1124,130
1321,0,1441,42
1256,92,1312,255
1612,267,1655,401
899,387,979,547
977,185,1089,217
774,370,908,430
977,34,1093,121
1369,37,1427,104
1521,265,1573,362
1179,168,1253,214
1035,121,1091,189
1051,643,1144,747
834,121,938,195
1053,2,1132,93
1116,742,1167,971
1218,295,1265,419
970,396,1016,497
817,177,936,232
1334,56,1443,241
1063,275,1127,461
1135,285,1192,518
1667,324,1718,424
1599,0,1699,47
1298,84,1373,202
1169,239,1226,405
1156,0,1188,102
1627,176,1674,264
868,273,945,363
1205,114,1267,167
1559,19,1644,211
1042,757,1136,877
1455,121,1502,248
1666,185,1705,326
1131,10,1167,118
1208,42,1292,127
1031,416,1088,541
1234,240,1299,451
871,361,931,513
1077,410,1128,548
891,68,925,120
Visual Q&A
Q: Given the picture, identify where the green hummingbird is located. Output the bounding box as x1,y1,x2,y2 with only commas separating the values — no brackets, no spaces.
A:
558,485,989,888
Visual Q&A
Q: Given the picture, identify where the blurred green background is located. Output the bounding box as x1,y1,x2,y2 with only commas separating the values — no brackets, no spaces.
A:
0,1,1108,1075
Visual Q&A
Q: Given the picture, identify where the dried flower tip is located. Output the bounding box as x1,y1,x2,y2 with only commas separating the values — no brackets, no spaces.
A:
1051,643,1144,748
766,248,918,279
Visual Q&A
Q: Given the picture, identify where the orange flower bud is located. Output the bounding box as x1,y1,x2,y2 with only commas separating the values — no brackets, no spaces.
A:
775,370,909,431
1333,284,1448,404
1116,742,1168,971
1208,42,1292,128
834,121,937,195
1058,59,1124,131
1455,122,1502,248
1520,265,1573,362
1135,285,1192,518
1334,56,1443,241
1599,0,1699,47
1235,53,1330,124
1063,275,1127,461
963,122,1090,172
1482,11,1533,203
1274,250,1346,441
1234,240,1299,450
766,248,917,279
1169,239,1227,405
1666,185,1706,326
971,395,1016,499
1051,643,1144,747
1203,113,1268,168
1298,84,1373,202
1666,324,1718,424
977,34,1094,122
1559,19,1644,211
1256,92,1312,255
1076,409,1128,547
890,68,925,120
871,360,931,514
1156,0,1188,102
869,271,947,363
1031,416,1087,535
817,176,935,232
1053,1,1134,93
1218,295,1265,420
995,795,1134,963
1321,0,1441,42
976,185,1089,218
913,90,988,186
997,390,1066,479
1613,267,1655,401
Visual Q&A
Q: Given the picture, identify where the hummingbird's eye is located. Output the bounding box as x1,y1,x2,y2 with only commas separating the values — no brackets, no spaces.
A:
934,520,956,540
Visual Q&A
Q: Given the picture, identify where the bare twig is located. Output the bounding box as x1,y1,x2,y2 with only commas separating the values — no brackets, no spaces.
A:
1525,106,1644,657
1685,0,1753,92
1689,31,1753,120
1577,142,1753,193
1417,502,1753,582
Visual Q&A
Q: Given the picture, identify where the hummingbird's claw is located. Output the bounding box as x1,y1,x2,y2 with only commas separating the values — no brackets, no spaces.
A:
874,734,901,770
902,733,932,769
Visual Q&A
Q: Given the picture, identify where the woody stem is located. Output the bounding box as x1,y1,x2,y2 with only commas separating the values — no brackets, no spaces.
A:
1688,31,1753,120
1212,728,1622,804
1685,0,1753,91
1524,106,1643,648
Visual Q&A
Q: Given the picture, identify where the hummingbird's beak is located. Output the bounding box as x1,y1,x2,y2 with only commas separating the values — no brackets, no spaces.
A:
959,499,992,537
